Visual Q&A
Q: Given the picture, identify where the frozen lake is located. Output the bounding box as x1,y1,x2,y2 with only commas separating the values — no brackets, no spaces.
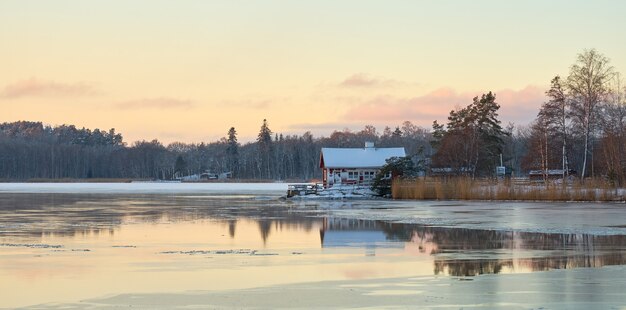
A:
0,183,624,308
0,182,288,194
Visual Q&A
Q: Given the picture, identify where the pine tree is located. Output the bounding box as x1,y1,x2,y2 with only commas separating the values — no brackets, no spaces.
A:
392,127,402,138
174,155,187,178
431,92,506,177
257,119,273,179
257,119,272,145
226,127,239,176
539,76,569,176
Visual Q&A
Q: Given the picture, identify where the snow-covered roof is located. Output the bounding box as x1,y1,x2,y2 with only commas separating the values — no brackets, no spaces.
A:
320,147,406,169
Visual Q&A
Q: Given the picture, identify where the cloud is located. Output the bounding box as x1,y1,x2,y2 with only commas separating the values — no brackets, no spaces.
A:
342,85,545,126
218,95,294,110
220,99,272,109
115,97,194,110
287,122,355,132
0,78,98,99
495,86,545,124
285,86,544,136
337,73,410,89
342,87,465,123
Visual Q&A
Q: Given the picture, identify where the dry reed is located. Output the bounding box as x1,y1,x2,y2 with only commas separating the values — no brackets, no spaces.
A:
392,177,625,202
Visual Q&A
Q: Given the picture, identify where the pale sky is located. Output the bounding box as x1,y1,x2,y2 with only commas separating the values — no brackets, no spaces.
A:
2,0,625,143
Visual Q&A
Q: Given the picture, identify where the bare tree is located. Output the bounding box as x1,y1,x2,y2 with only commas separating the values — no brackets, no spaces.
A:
566,49,614,180
599,73,626,185
539,76,570,177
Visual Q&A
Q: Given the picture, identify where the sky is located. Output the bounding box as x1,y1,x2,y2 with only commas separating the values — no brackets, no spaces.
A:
2,0,626,143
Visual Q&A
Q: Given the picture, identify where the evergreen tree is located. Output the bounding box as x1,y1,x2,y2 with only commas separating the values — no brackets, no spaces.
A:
392,127,402,138
226,127,239,176
431,92,506,177
257,119,273,179
430,120,445,149
538,76,570,176
371,156,418,196
257,119,273,145
174,155,187,178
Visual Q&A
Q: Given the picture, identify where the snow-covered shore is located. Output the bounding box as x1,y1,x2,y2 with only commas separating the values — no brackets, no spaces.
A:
287,184,381,200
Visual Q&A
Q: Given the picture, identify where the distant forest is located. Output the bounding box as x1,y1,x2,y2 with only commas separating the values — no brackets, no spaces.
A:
1,49,624,185
0,119,432,181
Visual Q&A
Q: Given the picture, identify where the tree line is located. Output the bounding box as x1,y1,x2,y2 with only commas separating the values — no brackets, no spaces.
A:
0,119,432,181
429,49,625,186
520,49,625,185
1,49,624,185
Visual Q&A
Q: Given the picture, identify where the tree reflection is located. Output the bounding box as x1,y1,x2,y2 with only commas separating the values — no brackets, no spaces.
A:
228,220,237,238
0,193,321,242
2,193,625,276
319,218,626,276
258,220,272,244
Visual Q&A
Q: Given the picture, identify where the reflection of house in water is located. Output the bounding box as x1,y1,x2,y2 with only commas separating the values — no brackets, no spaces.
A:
319,218,403,254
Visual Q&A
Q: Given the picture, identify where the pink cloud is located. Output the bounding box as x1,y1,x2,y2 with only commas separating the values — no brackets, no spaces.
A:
338,73,409,88
1,78,98,99
343,85,545,126
496,86,545,124
115,97,194,110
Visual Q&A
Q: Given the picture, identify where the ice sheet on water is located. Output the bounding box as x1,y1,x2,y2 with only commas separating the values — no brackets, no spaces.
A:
160,249,279,256
0,182,288,195
322,200,626,236
0,243,63,249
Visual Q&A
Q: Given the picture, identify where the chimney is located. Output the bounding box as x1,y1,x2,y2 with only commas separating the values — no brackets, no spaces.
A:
364,141,374,148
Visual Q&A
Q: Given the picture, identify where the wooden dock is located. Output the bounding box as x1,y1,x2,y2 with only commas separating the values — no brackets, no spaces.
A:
287,183,323,198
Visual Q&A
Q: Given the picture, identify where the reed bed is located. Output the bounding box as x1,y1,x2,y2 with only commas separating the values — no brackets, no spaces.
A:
392,177,626,202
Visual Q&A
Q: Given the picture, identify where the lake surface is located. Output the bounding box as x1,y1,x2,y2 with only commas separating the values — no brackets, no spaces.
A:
0,183,625,308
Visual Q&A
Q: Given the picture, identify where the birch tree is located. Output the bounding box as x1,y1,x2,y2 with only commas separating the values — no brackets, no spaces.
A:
567,49,614,180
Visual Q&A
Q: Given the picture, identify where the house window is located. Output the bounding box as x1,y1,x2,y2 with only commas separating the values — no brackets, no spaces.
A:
347,171,359,180
362,171,375,180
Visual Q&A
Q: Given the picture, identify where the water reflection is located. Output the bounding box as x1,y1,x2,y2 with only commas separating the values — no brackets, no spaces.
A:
317,218,625,275
434,253,626,276
0,193,624,277
386,223,625,275
0,193,320,239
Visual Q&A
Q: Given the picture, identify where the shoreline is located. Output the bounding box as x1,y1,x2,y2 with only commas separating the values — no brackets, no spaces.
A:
0,178,302,184
0,180,623,203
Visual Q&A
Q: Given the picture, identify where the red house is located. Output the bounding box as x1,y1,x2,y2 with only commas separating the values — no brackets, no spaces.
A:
319,142,406,188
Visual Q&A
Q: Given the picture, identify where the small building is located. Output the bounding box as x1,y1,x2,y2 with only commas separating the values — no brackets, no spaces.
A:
430,167,475,177
319,142,406,188
528,169,576,181
200,171,232,180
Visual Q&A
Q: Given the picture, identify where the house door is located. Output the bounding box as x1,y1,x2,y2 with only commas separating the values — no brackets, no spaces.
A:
333,171,341,185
